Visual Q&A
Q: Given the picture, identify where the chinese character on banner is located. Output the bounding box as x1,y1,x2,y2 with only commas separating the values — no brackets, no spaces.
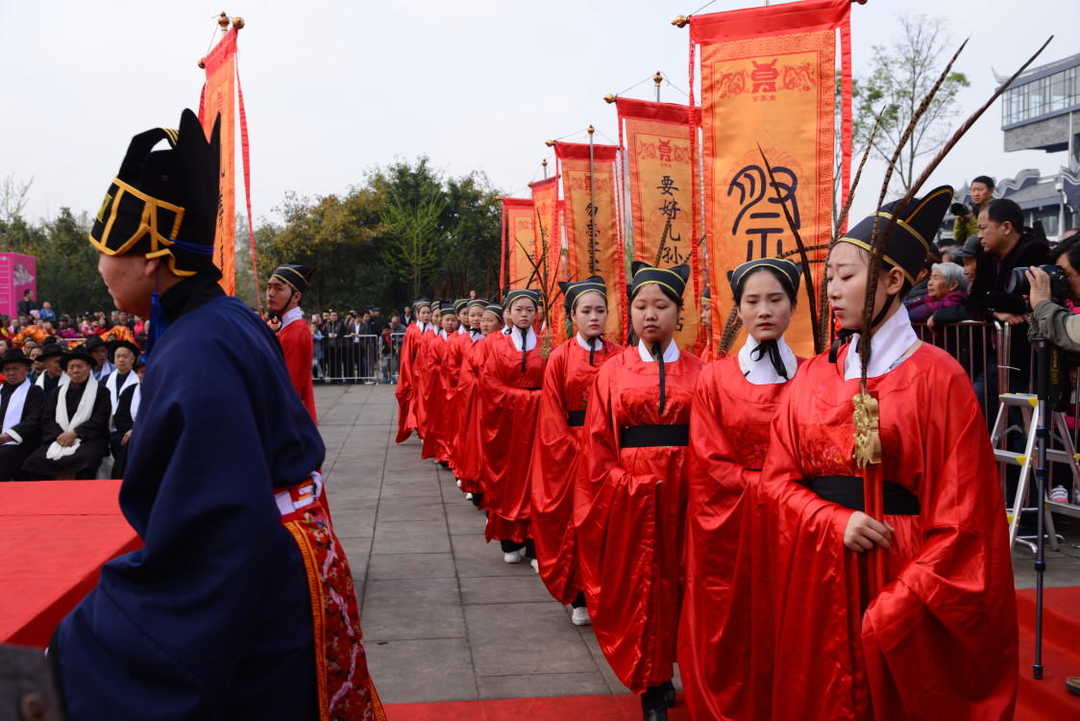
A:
727,164,800,262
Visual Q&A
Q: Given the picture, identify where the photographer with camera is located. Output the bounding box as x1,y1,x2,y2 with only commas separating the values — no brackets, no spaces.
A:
1026,229,1080,351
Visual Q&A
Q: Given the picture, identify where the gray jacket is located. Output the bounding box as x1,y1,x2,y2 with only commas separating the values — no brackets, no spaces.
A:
1030,300,1080,352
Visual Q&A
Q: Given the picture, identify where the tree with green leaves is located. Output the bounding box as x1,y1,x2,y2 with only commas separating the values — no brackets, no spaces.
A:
380,191,447,299
852,14,970,192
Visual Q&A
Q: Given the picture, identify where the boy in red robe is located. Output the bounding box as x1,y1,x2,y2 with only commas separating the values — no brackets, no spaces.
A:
266,264,317,424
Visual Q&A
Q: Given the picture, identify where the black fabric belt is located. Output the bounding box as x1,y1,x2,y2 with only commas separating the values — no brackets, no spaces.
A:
619,424,689,448
566,410,586,427
808,475,921,516
523,387,541,391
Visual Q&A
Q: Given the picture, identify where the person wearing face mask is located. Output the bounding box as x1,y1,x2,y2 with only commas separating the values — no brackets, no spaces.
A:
477,289,547,564
453,301,502,508
530,277,623,626
678,258,804,721
575,262,703,721
761,186,1017,721
395,298,433,444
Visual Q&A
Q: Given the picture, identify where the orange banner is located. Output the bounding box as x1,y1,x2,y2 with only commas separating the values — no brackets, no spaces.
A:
529,177,565,337
199,28,237,295
501,198,538,291
692,0,850,357
555,142,627,342
617,98,703,352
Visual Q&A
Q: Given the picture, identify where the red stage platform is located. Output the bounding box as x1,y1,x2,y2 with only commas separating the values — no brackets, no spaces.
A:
0,480,139,648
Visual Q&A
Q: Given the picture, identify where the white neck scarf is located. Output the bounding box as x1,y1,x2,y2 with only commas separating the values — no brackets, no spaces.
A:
280,305,304,331
36,371,69,389
2,378,31,446
46,375,99,461
130,384,141,421
576,333,603,351
106,369,139,415
637,338,680,363
738,336,798,385
844,305,919,381
510,326,537,352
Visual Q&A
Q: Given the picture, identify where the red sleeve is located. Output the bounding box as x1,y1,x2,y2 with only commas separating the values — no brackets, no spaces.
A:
280,324,317,424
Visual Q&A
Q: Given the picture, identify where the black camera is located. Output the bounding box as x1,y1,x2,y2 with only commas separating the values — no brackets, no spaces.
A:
1006,264,1070,303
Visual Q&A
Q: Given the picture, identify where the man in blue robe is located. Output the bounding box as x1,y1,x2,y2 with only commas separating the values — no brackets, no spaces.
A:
49,109,383,721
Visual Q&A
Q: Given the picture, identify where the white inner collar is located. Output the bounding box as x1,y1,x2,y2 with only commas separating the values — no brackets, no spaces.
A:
637,338,680,363
738,336,798,385
844,304,919,380
510,326,538,352
281,305,304,330
576,333,603,351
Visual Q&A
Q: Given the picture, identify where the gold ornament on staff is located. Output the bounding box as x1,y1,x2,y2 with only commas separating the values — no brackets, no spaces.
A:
198,11,245,68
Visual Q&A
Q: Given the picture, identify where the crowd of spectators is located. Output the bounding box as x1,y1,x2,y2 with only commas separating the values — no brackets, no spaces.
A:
305,306,406,383
2,294,144,359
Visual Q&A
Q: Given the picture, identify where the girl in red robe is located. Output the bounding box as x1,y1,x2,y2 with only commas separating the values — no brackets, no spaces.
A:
448,299,488,482
478,289,546,563
762,187,1018,721
679,258,804,721
421,304,460,462
454,302,502,507
395,299,432,443
412,303,442,450
576,262,702,721
531,276,623,625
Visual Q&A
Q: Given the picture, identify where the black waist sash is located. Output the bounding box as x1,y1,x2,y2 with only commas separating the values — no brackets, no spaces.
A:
808,475,921,515
566,410,586,427
619,424,690,448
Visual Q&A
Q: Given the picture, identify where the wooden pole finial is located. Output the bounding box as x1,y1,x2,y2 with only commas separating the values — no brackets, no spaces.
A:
198,58,206,69
587,125,595,136
672,15,689,28
232,16,245,29
653,71,663,87
217,11,230,29
545,140,556,148
603,94,617,104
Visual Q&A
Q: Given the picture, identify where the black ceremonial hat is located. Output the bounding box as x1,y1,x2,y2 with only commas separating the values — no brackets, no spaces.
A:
107,339,141,362
629,261,690,300
271,264,314,294
37,342,64,361
559,275,607,315
505,289,541,308
413,298,431,310
467,298,487,309
0,348,32,368
836,186,954,283
84,336,107,352
60,345,96,371
89,109,222,278
454,299,470,313
484,302,504,316
728,257,801,300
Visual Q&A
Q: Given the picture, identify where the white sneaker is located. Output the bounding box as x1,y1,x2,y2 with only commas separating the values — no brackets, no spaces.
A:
571,607,591,626
465,492,474,501
503,548,527,564
456,479,463,489
530,558,540,573
1050,485,1069,503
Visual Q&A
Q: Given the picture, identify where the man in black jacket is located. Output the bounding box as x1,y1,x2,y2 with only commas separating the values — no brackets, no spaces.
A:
0,348,45,481
968,198,1049,391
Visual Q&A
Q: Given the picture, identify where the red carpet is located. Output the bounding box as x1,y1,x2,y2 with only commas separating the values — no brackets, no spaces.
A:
387,587,1080,721
0,480,139,647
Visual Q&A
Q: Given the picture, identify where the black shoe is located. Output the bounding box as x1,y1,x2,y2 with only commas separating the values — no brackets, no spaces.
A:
641,686,669,721
642,709,667,721
660,680,676,708
1067,677,1080,697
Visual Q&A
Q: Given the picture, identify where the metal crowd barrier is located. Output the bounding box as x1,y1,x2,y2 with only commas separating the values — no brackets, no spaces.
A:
316,332,405,384
911,320,1002,418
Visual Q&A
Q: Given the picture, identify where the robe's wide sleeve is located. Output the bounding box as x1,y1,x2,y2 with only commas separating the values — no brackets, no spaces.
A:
860,370,1018,719
54,333,314,720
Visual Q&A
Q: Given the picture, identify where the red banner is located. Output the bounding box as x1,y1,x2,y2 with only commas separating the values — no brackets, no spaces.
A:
555,142,627,342
617,98,703,352
529,176,565,337
691,0,851,357
199,28,238,296
500,198,538,290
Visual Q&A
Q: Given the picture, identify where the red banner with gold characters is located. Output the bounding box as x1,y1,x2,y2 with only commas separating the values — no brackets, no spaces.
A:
617,97,703,353
501,198,538,291
199,28,238,296
555,142,627,342
529,176,565,337
691,0,852,357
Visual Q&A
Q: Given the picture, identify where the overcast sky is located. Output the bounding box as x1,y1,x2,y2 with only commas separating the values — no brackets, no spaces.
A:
2,0,1076,229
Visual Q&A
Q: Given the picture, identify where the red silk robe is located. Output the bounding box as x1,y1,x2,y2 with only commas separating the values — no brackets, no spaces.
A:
411,326,438,446
420,333,452,462
530,336,622,604
575,345,703,693
452,334,493,492
761,342,1018,721
478,331,545,544
278,317,317,424
679,355,801,721
395,323,421,443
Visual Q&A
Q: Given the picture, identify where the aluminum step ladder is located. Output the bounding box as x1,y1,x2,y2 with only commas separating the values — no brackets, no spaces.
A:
989,393,1075,553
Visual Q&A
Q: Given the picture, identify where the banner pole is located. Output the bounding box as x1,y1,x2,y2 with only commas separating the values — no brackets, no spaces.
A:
587,125,597,274
654,71,663,102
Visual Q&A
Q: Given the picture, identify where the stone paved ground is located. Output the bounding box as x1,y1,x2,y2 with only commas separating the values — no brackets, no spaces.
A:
315,384,1080,705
